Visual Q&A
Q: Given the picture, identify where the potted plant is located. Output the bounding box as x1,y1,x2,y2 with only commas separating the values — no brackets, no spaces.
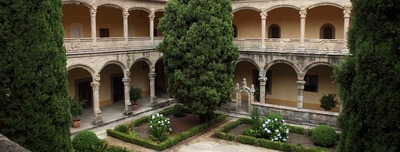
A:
319,94,338,111
69,97,84,128
130,87,142,111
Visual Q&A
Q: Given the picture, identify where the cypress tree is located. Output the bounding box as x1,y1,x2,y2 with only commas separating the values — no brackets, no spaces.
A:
0,0,72,151
334,0,400,151
158,0,239,122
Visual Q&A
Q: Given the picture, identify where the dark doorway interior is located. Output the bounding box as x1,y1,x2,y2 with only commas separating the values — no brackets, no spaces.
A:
112,75,124,102
78,81,93,109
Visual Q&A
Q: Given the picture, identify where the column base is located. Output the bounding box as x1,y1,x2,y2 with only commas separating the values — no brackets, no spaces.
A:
297,100,303,109
298,47,305,53
260,46,266,52
341,48,349,54
92,114,103,125
124,110,133,115
92,45,98,51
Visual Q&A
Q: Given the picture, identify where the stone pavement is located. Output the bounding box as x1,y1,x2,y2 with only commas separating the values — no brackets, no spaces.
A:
104,118,279,152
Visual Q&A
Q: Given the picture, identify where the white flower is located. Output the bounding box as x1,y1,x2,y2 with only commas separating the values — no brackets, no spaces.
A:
274,137,278,140
156,113,160,117
283,139,287,142
160,114,163,117
158,121,161,124
262,124,266,127
150,126,152,128
169,128,172,131
275,129,279,133
283,120,285,123
271,139,274,141
152,115,155,119
274,118,278,121
267,129,271,134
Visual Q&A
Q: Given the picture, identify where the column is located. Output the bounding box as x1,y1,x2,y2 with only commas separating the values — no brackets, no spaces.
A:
342,6,351,54
148,72,156,104
122,77,131,115
260,11,267,50
123,10,129,47
90,8,97,49
258,70,267,104
91,81,103,125
299,9,307,52
149,11,155,43
296,80,305,109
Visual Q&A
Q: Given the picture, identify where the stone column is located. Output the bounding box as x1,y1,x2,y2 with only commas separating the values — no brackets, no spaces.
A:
122,77,131,115
90,8,97,49
299,9,307,52
148,72,156,104
258,71,267,104
260,11,267,50
149,11,155,43
91,81,103,125
123,10,129,47
296,80,305,109
342,6,351,54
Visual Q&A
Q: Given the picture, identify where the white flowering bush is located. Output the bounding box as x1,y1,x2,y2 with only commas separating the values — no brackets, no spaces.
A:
149,113,172,143
260,113,289,142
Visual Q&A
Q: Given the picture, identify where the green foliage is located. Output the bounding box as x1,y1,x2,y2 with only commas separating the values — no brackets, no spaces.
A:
72,130,101,152
171,103,188,117
311,125,337,147
129,87,142,103
319,94,337,111
251,107,261,126
149,113,172,143
115,124,130,134
288,125,305,134
107,114,227,151
70,97,84,119
237,135,260,145
158,0,239,122
244,112,289,142
334,0,400,151
0,0,72,151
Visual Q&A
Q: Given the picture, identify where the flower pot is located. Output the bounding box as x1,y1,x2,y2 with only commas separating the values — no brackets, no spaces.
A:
72,119,81,128
132,103,139,111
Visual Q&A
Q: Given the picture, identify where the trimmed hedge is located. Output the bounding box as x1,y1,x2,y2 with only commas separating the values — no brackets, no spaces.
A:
311,125,337,147
107,113,227,151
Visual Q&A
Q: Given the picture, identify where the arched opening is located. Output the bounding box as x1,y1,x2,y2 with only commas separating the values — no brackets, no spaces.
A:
128,10,150,37
98,64,124,112
266,7,299,38
130,60,150,104
97,5,123,37
320,24,335,39
268,24,281,38
67,68,93,109
154,12,164,37
304,65,339,111
62,3,91,38
265,63,298,107
306,6,343,39
155,59,168,98
233,9,261,38
234,60,259,111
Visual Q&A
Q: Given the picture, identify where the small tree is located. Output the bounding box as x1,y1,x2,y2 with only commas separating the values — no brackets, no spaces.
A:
319,94,338,111
129,87,142,104
70,97,84,120
158,0,239,123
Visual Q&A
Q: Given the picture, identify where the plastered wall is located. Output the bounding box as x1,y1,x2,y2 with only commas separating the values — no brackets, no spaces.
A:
97,6,123,37
267,8,300,38
306,6,344,39
62,4,91,38
99,64,124,105
130,61,150,96
233,10,261,38
128,10,150,37
67,68,92,97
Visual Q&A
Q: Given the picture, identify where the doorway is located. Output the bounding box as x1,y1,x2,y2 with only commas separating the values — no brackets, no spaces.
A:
77,80,93,109
112,75,124,103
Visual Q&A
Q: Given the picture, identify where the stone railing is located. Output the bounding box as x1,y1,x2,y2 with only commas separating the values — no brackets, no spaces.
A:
64,37,346,55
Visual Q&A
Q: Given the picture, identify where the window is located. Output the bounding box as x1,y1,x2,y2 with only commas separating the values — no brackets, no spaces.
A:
268,24,281,38
320,24,335,39
70,23,82,38
232,24,238,38
304,75,318,92
99,28,109,37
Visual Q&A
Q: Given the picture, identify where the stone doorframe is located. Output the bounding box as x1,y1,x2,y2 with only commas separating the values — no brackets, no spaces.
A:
235,78,256,113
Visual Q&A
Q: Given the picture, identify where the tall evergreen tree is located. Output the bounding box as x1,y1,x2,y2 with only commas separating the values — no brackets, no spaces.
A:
334,0,400,151
0,0,72,151
158,0,239,122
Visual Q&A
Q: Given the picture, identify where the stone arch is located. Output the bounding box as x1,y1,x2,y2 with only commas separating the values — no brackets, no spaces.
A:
155,9,165,13
307,2,343,10
320,23,335,39
129,58,153,71
128,7,152,13
264,60,300,76
232,6,261,13
98,60,127,73
235,78,255,113
62,0,93,9
236,58,261,71
266,4,300,12
302,62,333,79
97,3,125,11
67,64,96,80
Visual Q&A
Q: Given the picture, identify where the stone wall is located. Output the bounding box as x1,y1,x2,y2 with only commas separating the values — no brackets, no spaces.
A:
252,102,338,127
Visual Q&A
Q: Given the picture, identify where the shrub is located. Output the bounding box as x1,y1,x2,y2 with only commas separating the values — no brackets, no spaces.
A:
149,113,172,143
250,107,261,127
251,113,290,142
311,125,337,147
171,103,187,117
319,94,338,111
237,135,259,145
115,124,130,134
72,130,101,152
243,128,262,138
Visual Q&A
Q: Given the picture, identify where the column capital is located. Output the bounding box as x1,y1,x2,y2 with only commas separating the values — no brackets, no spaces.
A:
90,8,97,17
123,10,129,19
260,10,267,20
297,80,306,90
122,78,131,86
148,72,156,78
343,6,352,18
91,82,100,91
299,9,307,18
148,12,155,21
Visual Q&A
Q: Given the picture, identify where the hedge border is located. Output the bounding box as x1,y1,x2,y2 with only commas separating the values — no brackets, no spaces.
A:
107,112,227,151
215,118,327,152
